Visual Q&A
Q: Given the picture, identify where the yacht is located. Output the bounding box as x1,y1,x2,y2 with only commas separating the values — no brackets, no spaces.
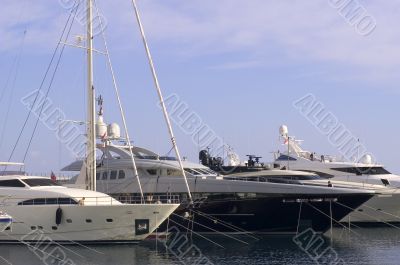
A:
272,125,400,223
62,141,375,234
0,211,12,232
0,0,179,243
0,166,178,243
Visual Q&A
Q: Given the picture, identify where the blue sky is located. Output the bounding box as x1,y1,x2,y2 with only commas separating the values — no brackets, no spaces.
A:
0,0,400,174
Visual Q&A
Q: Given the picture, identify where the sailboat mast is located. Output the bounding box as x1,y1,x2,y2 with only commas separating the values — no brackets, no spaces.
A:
86,0,96,191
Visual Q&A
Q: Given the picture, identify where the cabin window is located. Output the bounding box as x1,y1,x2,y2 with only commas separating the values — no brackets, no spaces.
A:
0,179,25,187
331,167,390,175
86,219,92,223
96,172,100,180
147,169,157,175
18,198,77,205
167,169,180,176
276,155,297,161
102,171,108,180
66,219,72,223
184,168,201,175
106,218,113,223
110,170,118,180
52,226,58,230
118,170,125,179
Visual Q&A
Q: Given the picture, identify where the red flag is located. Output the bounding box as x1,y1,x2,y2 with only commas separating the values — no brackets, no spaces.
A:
51,171,57,182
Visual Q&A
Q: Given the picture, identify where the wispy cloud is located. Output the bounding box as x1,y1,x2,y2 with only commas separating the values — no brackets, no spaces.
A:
1,0,399,81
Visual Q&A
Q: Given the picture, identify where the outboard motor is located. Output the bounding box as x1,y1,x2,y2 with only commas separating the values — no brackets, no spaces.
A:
199,150,210,166
56,207,63,226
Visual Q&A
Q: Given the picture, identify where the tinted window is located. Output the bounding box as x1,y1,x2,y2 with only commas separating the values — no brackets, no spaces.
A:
22,179,60,187
18,198,77,205
184,168,201,175
331,167,390,175
147,169,157,175
96,172,100,180
276,155,297,161
0,179,25,187
118,170,125,179
110,170,117,180
102,171,108,180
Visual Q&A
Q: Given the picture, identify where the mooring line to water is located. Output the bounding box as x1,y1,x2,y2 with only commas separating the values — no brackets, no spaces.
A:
334,201,400,231
166,218,225,249
190,209,259,240
171,213,250,245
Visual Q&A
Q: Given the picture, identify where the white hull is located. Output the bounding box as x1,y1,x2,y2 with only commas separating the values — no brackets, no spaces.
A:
0,204,178,243
343,194,400,223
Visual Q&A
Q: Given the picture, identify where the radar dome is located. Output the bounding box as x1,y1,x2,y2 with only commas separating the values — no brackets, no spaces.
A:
361,154,372,165
96,115,107,139
107,123,121,139
279,125,288,137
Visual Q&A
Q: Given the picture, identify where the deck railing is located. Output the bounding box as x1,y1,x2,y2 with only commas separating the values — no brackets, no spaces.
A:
0,194,180,207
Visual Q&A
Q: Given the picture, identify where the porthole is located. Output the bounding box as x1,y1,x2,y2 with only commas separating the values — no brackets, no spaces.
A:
38,226,43,230
106,219,113,223
86,219,92,223
31,226,37,230
52,226,58,230
66,219,72,223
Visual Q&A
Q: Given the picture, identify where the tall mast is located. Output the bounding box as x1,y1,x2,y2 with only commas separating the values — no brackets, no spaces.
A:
86,0,96,191
130,0,192,202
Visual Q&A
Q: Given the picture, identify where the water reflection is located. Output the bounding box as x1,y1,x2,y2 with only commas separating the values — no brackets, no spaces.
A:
0,228,399,265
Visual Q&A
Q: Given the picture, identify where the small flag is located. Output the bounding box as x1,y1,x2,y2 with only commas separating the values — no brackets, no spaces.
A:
51,171,57,182
101,131,107,140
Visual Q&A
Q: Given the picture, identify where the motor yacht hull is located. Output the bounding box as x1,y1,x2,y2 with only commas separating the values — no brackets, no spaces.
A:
115,192,372,234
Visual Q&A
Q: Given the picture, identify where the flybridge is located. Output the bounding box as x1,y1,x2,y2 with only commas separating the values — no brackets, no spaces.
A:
0,162,24,166
0,162,25,176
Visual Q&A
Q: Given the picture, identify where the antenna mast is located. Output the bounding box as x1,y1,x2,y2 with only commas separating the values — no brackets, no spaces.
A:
86,0,96,191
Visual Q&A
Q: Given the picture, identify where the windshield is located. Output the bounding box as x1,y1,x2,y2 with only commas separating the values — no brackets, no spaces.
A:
331,167,391,175
22,179,60,187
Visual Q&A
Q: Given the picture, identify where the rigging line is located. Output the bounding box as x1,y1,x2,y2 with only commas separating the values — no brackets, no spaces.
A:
362,203,400,221
93,0,144,200
190,209,259,240
296,201,303,235
171,212,250,245
7,1,80,165
304,202,361,237
166,218,225,249
21,3,80,164
334,201,400,230
0,0,28,105
130,0,193,203
0,30,27,151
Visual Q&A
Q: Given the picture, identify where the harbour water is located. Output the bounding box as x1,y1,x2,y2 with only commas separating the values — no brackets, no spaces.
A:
1,228,400,265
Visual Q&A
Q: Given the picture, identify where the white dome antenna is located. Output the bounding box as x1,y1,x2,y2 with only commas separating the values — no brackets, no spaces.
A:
279,125,288,138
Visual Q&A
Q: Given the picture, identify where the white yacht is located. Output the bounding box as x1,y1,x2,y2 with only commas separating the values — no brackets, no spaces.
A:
273,125,400,223
0,0,179,243
0,167,178,243
62,141,376,234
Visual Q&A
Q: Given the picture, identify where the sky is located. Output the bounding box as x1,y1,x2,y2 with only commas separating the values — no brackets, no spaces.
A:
0,0,400,174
